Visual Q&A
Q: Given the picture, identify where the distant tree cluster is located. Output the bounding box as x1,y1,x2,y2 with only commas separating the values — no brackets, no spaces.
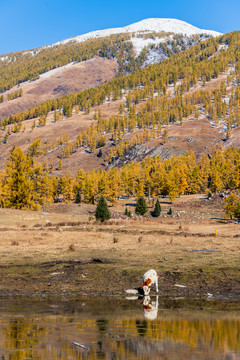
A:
0,146,239,210
0,89,22,103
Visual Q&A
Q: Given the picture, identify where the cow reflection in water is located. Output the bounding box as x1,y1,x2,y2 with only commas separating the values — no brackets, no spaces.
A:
142,296,159,320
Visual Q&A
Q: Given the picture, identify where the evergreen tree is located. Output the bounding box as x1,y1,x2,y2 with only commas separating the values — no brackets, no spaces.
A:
75,189,81,204
95,196,111,222
135,196,147,216
152,199,161,217
168,207,173,215
125,207,132,217
97,149,102,158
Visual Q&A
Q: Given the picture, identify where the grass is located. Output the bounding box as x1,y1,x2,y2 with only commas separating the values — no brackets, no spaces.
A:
0,195,239,298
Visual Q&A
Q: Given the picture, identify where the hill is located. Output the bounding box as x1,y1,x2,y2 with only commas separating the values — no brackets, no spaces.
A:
1,21,240,209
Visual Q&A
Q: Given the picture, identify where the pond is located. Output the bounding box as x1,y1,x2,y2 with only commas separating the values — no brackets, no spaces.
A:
0,297,240,359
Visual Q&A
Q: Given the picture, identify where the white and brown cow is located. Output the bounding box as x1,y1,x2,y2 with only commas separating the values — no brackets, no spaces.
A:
142,269,159,296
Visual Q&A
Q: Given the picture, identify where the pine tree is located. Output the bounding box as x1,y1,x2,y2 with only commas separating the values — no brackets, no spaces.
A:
152,199,161,217
97,149,102,158
135,196,147,216
75,189,81,204
95,196,111,222
168,207,173,215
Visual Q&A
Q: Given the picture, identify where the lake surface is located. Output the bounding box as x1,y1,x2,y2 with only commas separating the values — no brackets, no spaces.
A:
0,297,240,359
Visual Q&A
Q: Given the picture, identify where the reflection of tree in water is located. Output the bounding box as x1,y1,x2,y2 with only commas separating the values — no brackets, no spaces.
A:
122,338,163,357
3,318,47,359
136,319,148,337
96,341,106,359
96,318,108,333
1,300,240,359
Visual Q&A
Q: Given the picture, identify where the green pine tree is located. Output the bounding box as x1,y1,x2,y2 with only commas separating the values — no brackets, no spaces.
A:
152,199,161,217
95,196,111,222
97,149,103,158
75,189,81,204
135,196,148,216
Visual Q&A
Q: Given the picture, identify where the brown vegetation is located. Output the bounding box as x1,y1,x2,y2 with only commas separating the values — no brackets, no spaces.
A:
0,195,239,298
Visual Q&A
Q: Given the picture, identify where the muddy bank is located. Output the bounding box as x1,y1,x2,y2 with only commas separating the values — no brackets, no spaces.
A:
0,256,240,299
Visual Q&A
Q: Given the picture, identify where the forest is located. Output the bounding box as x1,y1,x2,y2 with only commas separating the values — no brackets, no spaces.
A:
0,146,239,216
0,30,240,214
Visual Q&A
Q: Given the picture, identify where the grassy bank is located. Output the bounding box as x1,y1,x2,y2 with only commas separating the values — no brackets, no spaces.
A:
0,195,239,298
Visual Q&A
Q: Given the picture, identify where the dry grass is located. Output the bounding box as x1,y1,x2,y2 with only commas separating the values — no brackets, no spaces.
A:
0,195,239,297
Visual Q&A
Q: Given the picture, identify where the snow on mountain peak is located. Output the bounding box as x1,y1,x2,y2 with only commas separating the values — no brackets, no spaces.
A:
54,18,222,46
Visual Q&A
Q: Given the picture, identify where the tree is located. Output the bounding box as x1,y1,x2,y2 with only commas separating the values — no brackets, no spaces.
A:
27,138,43,157
135,196,147,216
124,207,132,217
95,196,111,222
97,149,102,158
3,147,35,209
224,192,240,219
152,199,161,217
75,189,81,204
58,159,62,170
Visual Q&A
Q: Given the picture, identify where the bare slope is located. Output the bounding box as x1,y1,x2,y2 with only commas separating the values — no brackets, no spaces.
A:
0,57,118,119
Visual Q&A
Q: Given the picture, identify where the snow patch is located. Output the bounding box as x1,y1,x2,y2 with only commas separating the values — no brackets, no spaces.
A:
142,48,168,66
0,56,8,61
39,62,75,79
53,18,222,47
131,36,168,56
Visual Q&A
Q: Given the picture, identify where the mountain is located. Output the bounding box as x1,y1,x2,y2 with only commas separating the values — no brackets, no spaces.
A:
0,18,222,120
54,18,221,46
1,18,240,208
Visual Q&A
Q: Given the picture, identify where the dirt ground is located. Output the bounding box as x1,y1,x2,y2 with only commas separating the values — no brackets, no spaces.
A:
0,194,239,299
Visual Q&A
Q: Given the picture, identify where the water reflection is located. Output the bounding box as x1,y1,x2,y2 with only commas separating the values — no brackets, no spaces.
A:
142,296,158,320
0,298,239,359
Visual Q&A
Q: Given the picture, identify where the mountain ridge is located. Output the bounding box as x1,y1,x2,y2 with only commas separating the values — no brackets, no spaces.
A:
54,18,222,47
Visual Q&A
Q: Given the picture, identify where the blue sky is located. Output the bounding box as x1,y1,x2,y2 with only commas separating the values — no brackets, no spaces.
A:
0,0,240,54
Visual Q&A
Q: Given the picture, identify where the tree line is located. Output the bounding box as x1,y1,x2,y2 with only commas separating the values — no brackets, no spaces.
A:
0,146,239,212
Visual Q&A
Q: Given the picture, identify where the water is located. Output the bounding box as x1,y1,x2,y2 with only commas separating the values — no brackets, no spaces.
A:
0,297,239,359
